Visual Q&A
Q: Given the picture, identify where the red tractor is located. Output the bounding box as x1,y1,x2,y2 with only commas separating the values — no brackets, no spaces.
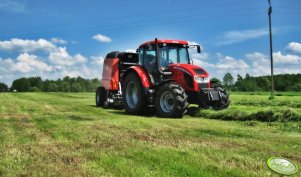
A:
96,38,230,118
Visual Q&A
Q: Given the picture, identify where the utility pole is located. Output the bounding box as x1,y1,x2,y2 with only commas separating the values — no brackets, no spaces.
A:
268,0,274,99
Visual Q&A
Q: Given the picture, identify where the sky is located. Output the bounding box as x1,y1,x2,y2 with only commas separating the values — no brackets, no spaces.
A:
0,0,301,86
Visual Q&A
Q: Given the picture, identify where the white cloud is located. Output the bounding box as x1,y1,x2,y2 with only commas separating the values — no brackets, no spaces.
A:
0,53,52,74
0,0,25,13
15,53,52,72
188,41,201,47
0,38,87,66
0,38,93,86
188,41,210,65
274,68,301,75
245,51,301,76
0,38,56,52
286,42,301,53
92,34,112,43
191,52,209,60
91,56,104,65
193,59,214,68
216,54,249,70
51,37,67,45
245,52,270,75
125,49,136,53
273,51,301,64
246,52,268,63
48,47,87,66
218,28,269,45
0,58,14,74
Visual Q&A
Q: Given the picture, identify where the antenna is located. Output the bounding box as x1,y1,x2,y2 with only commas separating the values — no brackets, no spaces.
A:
268,0,274,99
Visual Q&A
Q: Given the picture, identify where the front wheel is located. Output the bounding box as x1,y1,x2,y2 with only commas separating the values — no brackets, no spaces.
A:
155,82,188,118
212,86,230,110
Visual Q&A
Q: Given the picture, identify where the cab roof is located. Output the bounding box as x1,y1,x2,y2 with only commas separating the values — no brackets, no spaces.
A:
139,39,188,48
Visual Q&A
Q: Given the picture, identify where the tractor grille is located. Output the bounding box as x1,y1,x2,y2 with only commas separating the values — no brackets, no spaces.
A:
198,83,209,90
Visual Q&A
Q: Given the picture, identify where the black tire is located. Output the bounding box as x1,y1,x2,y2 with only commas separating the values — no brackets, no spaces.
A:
122,72,146,114
96,87,106,107
212,86,230,110
155,82,188,118
103,90,110,109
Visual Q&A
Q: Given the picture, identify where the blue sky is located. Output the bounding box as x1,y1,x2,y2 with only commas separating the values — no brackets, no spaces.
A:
0,0,301,85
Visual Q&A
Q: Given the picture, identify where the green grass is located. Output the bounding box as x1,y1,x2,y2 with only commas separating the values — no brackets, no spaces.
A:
192,93,301,122
0,92,300,177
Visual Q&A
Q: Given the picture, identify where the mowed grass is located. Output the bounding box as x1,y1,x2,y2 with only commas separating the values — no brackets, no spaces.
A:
193,92,301,123
0,92,300,177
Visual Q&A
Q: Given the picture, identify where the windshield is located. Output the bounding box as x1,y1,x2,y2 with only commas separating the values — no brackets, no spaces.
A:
158,44,189,69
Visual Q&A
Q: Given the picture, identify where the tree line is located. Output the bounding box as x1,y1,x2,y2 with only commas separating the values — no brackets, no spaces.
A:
219,73,301,92
0,76,100,92
0,73,300,92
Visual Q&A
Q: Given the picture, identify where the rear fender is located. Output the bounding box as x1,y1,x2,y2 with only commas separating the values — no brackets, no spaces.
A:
123,66,152,88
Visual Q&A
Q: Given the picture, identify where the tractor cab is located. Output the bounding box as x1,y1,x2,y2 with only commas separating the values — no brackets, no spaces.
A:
137,39,210,90
138,39,200,76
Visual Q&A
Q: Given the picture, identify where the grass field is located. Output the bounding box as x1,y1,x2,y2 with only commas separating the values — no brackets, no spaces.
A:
0,92,300,177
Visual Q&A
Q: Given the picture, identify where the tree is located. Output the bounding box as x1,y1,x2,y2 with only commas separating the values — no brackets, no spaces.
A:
240,79,258,91
255,77,270,91
237,74,243,82
28,77,43,90
0,83,8,92
29,86,41,92
210,77,222,88
47,83,59,92
59,82,71,92
223,73,234,89
292,83,301,92
71,83,81,92
63,76,71,83
11,78,30,92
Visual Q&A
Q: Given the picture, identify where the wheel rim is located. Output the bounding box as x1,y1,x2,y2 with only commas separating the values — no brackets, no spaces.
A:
160,91,174,113
126,81,138,109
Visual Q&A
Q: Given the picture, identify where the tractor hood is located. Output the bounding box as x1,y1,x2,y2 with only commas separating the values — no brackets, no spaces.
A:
169,64,209,77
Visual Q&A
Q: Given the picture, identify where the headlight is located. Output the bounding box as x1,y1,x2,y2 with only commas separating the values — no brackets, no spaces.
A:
194,76,209,83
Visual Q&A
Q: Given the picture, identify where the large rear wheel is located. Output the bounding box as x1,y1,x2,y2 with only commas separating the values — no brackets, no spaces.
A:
123,73,146,114
155,82,188,118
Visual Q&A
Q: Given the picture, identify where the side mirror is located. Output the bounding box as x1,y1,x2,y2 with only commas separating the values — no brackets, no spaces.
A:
188,45,201,53
197,45,201,53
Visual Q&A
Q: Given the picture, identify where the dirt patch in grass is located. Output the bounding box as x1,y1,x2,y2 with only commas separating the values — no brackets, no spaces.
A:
67,115,94,121
128,131,152,142
0,113,30,119
18,143,89,176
